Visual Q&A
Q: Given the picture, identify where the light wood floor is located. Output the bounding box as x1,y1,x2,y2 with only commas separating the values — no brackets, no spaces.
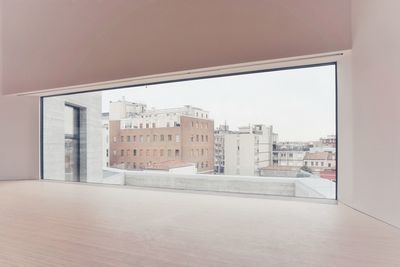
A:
0,181,399,267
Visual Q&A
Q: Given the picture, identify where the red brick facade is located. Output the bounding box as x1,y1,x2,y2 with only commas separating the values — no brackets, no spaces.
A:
110,116,214,173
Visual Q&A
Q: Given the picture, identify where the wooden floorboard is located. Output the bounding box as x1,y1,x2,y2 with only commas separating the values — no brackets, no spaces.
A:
0,180,399,267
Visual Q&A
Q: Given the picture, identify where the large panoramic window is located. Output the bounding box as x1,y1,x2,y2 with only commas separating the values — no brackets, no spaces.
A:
42,64,337,199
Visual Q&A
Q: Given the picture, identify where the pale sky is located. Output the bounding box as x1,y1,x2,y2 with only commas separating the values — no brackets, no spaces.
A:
101,65,336,142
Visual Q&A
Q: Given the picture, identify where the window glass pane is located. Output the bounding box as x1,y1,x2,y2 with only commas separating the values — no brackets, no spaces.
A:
43,64,336,200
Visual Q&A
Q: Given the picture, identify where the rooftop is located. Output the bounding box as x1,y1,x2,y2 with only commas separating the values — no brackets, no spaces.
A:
304,151,336,160
259,166,300,171
146,160,194,171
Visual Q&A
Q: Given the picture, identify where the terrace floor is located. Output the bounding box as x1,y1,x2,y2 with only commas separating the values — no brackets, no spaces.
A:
0,180,399,267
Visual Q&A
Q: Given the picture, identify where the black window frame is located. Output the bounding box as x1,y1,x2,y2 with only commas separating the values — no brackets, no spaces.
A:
40,62,338,200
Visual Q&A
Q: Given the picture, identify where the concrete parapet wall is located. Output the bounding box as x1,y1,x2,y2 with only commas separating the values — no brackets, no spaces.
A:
125,172,297,196
122,171,336,199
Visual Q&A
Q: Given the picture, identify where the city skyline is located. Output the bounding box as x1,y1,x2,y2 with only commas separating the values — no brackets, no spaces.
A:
101,65,336,142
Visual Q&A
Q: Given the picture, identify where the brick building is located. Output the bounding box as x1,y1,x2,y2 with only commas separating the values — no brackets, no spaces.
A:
109,100,214,173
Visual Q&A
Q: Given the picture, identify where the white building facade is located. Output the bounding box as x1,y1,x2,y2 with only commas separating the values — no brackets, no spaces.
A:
224,124,277,176
214,124,232,174
43,93,103,182
102,112,110,168
303,151,336,172
272,142,312,167
110,99,209,128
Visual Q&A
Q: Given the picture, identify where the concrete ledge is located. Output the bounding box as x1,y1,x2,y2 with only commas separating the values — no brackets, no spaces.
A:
123,171,336,199
125,172,300,196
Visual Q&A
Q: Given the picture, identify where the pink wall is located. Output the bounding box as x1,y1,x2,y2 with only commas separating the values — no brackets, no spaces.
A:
342,0,400,228
0,96,39,180
1,0,351,95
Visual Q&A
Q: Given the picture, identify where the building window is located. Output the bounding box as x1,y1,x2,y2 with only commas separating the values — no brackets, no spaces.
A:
152,123,156,128
201,135,204,142
113,150,117,156
127,136,131,142
160,135,164,141
120,136,124,142
175,134,180,142
168,135,172,141
64,105,80,181
113,137,117,142
153,135,157,142
146,123,149,128
139,123,143,129
191,135,194,142
133,135,136,142
160,149,164,157
121,150,124,156
196,135,199,142
133,149,137,156
140,135,144,142
168,149,172,157
175,149,180,157
146,149,150,156
321,162,324,167
328,163,332,167
206,135,208,142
